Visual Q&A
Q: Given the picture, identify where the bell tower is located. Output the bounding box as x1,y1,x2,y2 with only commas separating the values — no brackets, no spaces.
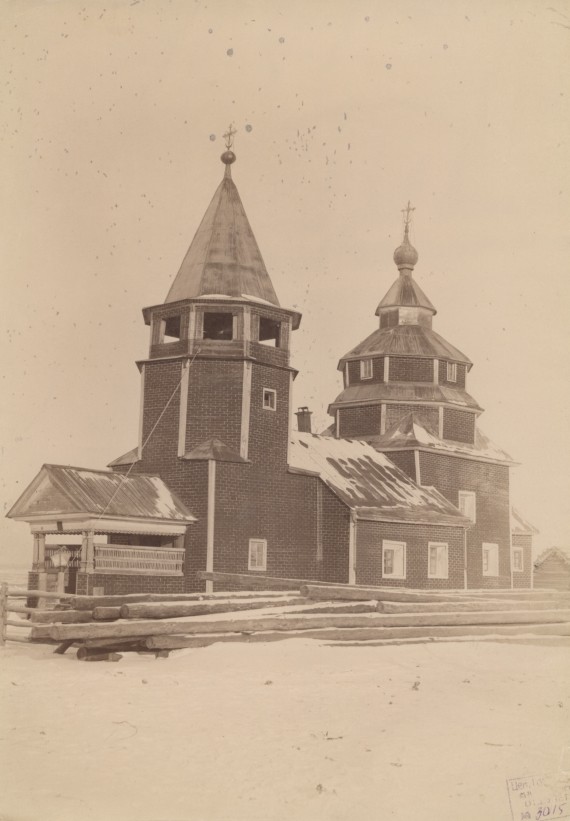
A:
134,133,301,474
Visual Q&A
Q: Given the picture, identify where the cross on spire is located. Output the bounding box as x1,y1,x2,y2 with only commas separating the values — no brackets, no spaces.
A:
401,200,415,229
223,124,237,150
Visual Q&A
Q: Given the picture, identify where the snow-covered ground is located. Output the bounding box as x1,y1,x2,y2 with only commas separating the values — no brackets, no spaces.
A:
0,639,568,821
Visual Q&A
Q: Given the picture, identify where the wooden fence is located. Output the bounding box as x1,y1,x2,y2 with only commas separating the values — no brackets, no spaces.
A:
0,583,80,645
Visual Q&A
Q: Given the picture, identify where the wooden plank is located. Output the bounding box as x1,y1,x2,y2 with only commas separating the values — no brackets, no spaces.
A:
119,596,307,620
31,608,570,642
379,599,570,614
145,621,570,649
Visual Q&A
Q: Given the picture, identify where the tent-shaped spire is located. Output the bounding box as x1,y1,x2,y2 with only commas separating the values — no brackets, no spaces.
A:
164,149,280,306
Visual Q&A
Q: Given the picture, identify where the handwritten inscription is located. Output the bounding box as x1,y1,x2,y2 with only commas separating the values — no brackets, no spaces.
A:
507,775,570,821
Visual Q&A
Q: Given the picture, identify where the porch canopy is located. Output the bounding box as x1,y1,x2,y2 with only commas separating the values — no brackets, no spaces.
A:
7,464,195,576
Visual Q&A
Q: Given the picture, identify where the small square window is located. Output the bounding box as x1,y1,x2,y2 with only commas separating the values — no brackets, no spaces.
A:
512,547,524,571
360,359,373,380
458,491,476,522
482,542,499,576
382,540,406,579
249,539,267,571
447,362,457,382
428,542,449,579
262,388,276,410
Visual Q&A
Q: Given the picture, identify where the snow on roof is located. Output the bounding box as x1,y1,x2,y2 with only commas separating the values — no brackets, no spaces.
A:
7,465,195,523
364,413,515,465
288,432,469,526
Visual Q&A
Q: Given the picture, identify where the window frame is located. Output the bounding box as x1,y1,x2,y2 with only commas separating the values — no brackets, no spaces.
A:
382,540,406,580
427,542,449,580
512,546,524,572
262,388,277,411
482,542,499,577
248,538,267,572
447,361,457,382
360,359,373,380
458,490,476,523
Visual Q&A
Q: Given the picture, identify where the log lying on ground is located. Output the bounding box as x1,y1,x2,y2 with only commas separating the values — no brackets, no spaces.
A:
118,596,307,620
144,620,570,650
65,590,297,611
300,584,479,604
30,609,93,624
378,599,570,614
92,607,122,621
197,571,340,590
31,608,570,642
82,652,123,662
77,642,145,659
300,584,570,604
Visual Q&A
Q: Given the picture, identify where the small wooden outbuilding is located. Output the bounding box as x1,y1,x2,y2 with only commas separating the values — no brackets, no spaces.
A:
534,548,570,592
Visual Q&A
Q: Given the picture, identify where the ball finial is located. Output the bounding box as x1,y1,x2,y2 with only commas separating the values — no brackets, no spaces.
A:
221,150,236,165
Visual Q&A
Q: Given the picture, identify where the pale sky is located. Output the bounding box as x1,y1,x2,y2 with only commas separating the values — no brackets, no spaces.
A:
1,0,569,565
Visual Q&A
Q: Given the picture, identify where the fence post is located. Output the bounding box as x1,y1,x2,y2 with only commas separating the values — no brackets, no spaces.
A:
0,582,8,646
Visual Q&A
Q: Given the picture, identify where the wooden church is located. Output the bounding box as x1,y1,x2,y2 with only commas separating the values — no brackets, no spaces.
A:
7,139,534,595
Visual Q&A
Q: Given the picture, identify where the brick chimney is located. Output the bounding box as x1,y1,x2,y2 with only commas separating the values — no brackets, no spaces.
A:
295,406,312,433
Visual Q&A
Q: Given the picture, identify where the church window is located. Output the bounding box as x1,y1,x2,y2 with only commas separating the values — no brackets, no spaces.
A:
262,388,276,410
382,540,406,579
512,547,524,571
203,312,234,341
259,316,281,347
482,543,499,576
428,542,448,579
447,362,457,382
249,539,267,571
360,359,373,380
458,491,476,522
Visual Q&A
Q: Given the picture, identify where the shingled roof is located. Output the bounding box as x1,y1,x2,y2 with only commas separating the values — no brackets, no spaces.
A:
329,382,482,412
288,432,470,527
164,160,280,307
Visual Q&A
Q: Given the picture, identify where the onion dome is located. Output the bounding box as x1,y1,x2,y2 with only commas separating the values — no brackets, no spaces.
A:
393,223,419,271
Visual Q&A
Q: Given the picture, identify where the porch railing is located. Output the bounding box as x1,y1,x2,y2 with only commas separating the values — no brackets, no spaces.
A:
93,544,184,576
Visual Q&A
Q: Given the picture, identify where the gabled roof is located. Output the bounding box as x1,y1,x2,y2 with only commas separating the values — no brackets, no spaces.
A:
339,324,471,367
511,507,539,535
534,547,570,568
363,412,515,464
376,275,436,314
329,382,482,412
183,437,248,463
7,465,195,523
164,164,280,307
288,432,470,527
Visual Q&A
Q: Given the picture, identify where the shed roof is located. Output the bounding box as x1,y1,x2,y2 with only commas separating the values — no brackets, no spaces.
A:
7,465,195,523
339,324,471,367
288,432,469,527
164,163,280,307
